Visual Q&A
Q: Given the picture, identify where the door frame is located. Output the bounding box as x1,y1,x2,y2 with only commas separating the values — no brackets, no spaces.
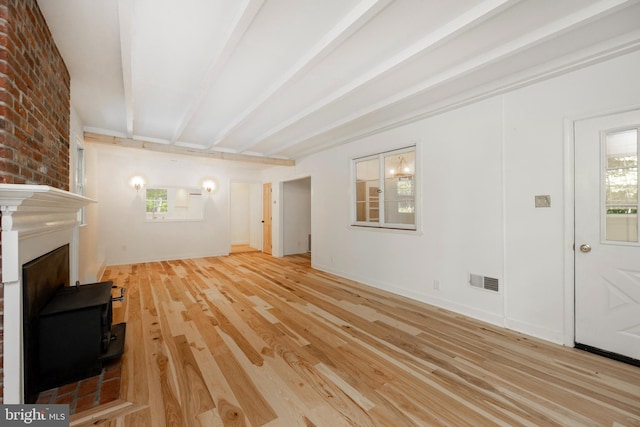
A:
563,104,640,347
229,180,262,252
276,174,312,258
263,182,272,255
281,176,312,256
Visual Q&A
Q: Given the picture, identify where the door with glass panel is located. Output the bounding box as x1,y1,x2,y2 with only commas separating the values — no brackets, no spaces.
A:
574,110,640,361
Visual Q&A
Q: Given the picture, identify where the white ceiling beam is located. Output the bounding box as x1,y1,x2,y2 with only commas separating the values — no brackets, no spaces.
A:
290,30,640,160
209,0,393,149
117,0,134,138
170,0,265,144
84,132,295,166
250,0,517,153
272,0,634,158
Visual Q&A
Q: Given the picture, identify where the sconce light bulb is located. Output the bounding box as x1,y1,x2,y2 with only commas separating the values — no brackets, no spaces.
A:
130,176,145,191
203,180,216,193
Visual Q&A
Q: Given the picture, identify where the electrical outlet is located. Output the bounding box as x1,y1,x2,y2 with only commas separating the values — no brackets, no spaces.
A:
433,280,440,290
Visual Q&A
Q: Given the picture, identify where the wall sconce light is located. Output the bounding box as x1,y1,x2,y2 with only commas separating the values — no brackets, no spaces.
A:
129,176,145,191
202,179,216,193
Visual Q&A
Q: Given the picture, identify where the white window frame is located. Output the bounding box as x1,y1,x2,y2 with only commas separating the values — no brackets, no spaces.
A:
352,145,417,231
74,136,87,225
144,186,205,222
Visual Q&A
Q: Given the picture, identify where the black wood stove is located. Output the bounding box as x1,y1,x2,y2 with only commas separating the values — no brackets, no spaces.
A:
37,281,126,393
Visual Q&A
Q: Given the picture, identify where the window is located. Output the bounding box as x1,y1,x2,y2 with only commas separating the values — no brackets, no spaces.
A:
145,187,204,221
75,139,86,224
146,188,168,217
353,146,416,230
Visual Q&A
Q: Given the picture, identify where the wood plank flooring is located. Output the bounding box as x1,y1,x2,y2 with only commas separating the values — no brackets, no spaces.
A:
230,244,260,254
78,252,640,426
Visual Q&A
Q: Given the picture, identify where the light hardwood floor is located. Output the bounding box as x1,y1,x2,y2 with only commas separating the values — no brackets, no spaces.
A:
230,244,260,254
71,252,640,426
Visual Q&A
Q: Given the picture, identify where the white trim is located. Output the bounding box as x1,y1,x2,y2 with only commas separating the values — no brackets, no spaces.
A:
563,117,576,347
504,317,564,345
501,95,508,329
312,261,505,327
351,145,418,230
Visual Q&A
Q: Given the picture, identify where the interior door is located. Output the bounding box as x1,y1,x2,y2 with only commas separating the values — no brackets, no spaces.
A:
262,183,272,255
575,110,640,362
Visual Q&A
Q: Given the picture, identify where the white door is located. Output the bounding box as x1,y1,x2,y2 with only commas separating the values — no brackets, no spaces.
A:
575,109,640,361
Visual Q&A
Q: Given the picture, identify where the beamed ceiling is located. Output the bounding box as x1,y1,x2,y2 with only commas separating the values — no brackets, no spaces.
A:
37,0,640,165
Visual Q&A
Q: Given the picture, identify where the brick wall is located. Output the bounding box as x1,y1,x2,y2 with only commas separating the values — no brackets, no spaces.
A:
0,0,71,403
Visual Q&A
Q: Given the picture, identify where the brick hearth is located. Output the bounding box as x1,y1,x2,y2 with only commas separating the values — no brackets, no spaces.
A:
36,360,121,414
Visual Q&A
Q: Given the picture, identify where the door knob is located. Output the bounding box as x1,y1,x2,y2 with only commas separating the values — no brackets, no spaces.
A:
579,244,591,253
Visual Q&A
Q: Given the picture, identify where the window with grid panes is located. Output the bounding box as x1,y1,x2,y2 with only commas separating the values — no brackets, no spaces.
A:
353,146,416,230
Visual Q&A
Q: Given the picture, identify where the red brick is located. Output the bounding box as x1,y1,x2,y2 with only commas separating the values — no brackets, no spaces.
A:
77,375,100,397
0,0,72,399
54,392,74,406
103,361,122,380
75,393,98,413
99,379,120,404
57,382,77,395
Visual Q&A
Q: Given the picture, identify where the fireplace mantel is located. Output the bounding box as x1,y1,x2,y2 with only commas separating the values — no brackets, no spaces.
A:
0,184,95,403
1,183,95,237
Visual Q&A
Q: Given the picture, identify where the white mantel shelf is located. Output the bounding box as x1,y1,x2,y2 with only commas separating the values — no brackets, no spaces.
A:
0,184,95,224
0,184,95,404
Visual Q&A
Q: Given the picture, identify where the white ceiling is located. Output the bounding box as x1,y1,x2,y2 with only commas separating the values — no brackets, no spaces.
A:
37,0,640,163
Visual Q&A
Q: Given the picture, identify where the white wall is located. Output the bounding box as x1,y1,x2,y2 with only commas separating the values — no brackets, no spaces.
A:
229,181,262,249
264,50,640,345
87,143,262,265
71,107,104,283
283,177,311,255
502,50,640,342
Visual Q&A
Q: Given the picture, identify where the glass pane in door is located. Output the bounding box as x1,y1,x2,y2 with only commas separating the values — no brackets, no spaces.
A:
604,129,638,242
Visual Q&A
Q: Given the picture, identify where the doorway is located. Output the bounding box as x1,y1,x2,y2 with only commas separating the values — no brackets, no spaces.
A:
574,109,640,363
230,182,261,254
282,177,311,256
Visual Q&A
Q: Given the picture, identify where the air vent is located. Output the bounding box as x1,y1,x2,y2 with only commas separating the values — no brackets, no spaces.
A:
469,273,499,292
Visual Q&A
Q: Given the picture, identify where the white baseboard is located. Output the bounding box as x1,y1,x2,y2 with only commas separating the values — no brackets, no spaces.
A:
312,262,504,328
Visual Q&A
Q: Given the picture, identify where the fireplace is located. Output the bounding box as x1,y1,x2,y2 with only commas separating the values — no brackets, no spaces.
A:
18,241,126,403
0,184,96,403
36,279,126,401
22,244,70,403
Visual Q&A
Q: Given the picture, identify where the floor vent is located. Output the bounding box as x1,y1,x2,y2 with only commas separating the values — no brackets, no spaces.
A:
469,274,499,292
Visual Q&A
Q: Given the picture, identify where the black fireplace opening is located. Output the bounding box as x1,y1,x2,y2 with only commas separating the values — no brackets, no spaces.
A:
21,244,126,403
22,244,71,403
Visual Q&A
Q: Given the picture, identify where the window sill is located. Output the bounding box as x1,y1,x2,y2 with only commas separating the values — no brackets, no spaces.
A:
144,217,204,223
349,224,422,235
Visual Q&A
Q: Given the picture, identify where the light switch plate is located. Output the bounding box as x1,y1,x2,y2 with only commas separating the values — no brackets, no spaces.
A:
535,195,551,208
